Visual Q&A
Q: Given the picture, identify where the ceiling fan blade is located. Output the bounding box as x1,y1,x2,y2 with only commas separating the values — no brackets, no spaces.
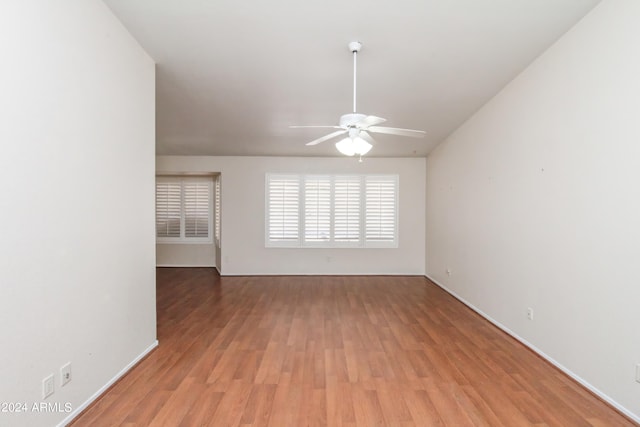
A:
305,129,347,146
359,130,376,144
290,125,343,129
368,126,426,138
355,115,386,129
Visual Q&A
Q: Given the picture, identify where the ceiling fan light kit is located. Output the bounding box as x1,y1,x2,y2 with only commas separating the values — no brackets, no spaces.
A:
336,136,372,156
335,138,356,156
335,126,372,156
290,41,425,158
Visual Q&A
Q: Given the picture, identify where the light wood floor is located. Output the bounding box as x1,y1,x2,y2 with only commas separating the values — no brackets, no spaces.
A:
71,268,636,426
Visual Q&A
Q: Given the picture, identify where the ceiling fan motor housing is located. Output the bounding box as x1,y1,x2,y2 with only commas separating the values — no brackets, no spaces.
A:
339,113,367,128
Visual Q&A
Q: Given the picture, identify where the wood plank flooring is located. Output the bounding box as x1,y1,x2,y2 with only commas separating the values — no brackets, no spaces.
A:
70,268,637,426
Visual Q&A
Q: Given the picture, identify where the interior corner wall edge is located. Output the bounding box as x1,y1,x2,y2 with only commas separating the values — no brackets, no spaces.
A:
156,155,426,276
0,1,156,426
425,0,640,421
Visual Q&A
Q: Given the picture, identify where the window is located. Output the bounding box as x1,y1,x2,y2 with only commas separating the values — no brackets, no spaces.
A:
304,176,331,243
265,174,398,248
365,176,397,244
156,181,181,239
266,175,300,245
156,177,213,243
214,175,221,246
334,176,361,243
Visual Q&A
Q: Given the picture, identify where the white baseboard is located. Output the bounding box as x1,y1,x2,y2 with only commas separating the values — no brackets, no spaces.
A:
57,340,159,427
156,264,216,268
425,274,640,425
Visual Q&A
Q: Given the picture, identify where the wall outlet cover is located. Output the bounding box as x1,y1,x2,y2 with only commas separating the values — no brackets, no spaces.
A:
61,362,71,386
527,308,534,321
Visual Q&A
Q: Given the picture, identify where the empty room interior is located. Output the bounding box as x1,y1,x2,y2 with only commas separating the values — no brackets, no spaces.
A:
2,0,640,426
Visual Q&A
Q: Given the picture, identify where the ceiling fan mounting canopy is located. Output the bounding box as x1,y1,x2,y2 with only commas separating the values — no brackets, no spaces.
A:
348,41,362,53
290,41,426,156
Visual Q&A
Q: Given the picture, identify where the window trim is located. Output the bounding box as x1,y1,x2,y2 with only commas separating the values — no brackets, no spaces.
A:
156,177,213,245
265,173,398,249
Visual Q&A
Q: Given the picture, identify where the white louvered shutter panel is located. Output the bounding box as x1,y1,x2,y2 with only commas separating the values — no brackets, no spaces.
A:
304,176,331,243
184,181,210,238
334,176,361,243
267,175,300,244
156,181,181,238
214,176,221,245
365,175,398,245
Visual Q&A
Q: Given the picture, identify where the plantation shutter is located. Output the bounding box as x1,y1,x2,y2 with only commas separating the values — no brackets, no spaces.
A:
334,176,361,242
214,176,221,245
266,173,397,248
365,176,398,244
184,181,210,238
156,181,181,238
304,176,331,243
267,175,300,244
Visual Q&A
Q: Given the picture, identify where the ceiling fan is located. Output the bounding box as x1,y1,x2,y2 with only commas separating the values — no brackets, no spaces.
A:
290,41,426,158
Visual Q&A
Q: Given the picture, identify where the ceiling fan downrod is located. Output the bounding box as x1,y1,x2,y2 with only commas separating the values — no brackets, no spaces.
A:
348,41,362,114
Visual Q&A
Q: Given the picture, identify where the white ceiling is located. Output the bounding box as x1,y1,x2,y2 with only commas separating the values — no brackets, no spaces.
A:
103,0,600,158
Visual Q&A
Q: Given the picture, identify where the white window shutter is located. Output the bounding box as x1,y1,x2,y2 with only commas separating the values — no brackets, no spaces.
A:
334,176,361,242
304,176,331,243
156,177,213,243
184,181,210,238
265,173,397,248
214,176,221,245
267,175,300,244
365,176,398,245
156,181,181,238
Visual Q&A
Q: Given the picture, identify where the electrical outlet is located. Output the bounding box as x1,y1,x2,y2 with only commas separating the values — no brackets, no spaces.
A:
636,364,640,383
60,362,71,386
42,375,54,399
527,307,534,321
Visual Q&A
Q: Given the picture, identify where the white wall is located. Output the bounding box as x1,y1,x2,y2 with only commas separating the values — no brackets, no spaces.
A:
156,243,216,267
426,0,640,421
0,2,156,426
157,156,425,275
